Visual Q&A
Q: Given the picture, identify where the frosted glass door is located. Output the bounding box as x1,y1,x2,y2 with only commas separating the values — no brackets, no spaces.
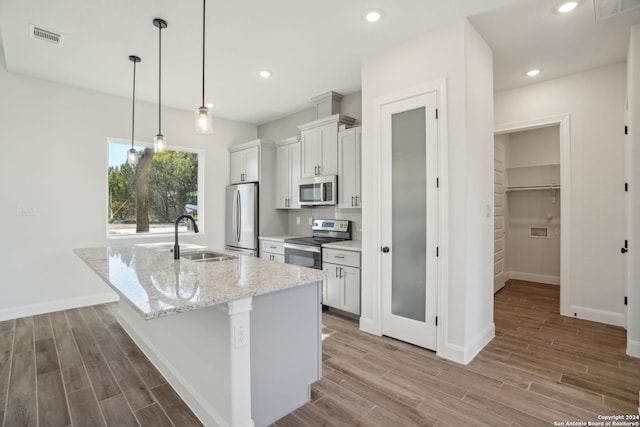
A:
380,90,438,351
391,108,427,322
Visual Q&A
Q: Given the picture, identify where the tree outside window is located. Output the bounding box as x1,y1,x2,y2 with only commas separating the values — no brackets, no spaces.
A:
108,140,201,236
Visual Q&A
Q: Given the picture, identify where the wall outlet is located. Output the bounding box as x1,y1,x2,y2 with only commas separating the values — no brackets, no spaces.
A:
234,324,248,348
16,206,36,216
296,216,300,225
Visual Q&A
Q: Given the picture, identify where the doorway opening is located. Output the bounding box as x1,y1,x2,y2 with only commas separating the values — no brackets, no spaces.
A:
494,115,571,316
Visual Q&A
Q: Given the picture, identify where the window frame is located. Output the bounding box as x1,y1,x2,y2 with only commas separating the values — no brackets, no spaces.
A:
106,137,205,240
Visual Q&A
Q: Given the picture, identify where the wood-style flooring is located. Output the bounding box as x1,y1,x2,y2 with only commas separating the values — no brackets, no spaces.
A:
0,303,202,427
1,280,639,426
276,280,640,426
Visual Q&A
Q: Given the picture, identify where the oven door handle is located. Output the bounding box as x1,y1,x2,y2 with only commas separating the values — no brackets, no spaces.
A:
284,243,321,254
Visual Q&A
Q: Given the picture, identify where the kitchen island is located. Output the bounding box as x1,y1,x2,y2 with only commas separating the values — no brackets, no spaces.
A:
75,246,327,427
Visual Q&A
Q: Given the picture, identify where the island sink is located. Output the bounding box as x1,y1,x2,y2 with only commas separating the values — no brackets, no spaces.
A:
181,250,236,262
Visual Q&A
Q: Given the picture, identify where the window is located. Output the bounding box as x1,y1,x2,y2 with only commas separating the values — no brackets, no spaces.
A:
107,139,203,236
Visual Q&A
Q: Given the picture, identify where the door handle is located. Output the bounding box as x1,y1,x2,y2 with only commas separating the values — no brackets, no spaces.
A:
351,196,354,207
381,246,390,253
236,191,241,242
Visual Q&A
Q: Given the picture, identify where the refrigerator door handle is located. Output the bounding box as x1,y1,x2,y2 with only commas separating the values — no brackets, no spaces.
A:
236,190,241,242
232,190,237,243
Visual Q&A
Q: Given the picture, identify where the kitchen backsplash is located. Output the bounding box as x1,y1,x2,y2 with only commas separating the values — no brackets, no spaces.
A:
287,207,362,241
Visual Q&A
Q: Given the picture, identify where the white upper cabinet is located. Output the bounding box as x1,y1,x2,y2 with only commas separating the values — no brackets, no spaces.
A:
298,114,356,179
230,145,259,184
275,137,301,209
337,126,362,208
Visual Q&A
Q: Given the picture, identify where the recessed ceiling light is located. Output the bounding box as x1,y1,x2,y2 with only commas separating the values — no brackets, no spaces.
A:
557,1,579,13
259,70,272,79
363,9,382,23
526,68,542,77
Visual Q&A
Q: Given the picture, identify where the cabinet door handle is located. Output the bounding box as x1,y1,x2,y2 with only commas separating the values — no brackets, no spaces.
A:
351,196,354,207
339,266,343,279
381,246,390,253
334,255,345,259
335,266,339,278
355,196,359,206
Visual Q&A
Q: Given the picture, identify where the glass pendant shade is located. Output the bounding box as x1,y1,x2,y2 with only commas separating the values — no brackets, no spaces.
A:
127,148,139,165
154,133,167,153
195,106,213,134
195,0,213,134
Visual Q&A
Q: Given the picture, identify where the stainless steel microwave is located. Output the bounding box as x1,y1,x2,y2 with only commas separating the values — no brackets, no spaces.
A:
298,175,337,206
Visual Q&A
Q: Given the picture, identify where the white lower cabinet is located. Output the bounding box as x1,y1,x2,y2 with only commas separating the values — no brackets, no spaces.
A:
261,239,285,263
322,248,360,315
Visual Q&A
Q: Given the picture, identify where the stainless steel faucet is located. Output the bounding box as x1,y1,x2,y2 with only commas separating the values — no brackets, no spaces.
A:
174,214,199,260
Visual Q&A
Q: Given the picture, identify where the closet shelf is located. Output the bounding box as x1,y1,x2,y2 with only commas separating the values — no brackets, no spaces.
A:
506,184,560,192
506,163,560,170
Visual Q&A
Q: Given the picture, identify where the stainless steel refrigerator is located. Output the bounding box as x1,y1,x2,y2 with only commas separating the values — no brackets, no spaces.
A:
225,183,259,256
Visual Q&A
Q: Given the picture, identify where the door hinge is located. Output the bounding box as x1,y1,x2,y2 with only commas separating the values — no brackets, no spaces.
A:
625,125,628,135
435,316,438,326
625,296,628,306
435,109,438,119
436,246,439,257
625,182,629,192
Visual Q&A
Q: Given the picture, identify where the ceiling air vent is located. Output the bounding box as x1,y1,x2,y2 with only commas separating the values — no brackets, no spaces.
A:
30,24,64,46
593,0,640,21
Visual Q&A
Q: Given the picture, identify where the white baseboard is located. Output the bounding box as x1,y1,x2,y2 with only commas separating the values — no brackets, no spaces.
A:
437,323,495,365
508,271,560,285
437,342,466,365
359,316,381,336
0,291,119,321
627,337,640,359
569,305,626,327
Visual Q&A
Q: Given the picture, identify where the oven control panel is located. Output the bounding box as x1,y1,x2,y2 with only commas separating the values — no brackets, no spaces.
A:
312,219,350,232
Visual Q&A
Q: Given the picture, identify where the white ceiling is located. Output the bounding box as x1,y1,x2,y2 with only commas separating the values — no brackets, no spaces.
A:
0,0,638,125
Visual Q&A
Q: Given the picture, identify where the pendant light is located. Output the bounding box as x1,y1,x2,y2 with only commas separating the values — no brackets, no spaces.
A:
153,18,168,153
127,55,141,165
195,0,213,134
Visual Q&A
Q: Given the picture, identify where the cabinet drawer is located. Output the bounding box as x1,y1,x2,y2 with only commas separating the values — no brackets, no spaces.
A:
322,248,360,268
261,240,284,255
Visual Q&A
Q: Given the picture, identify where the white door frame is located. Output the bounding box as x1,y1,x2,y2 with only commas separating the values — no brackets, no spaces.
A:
494,115,571,317
371,78,449,354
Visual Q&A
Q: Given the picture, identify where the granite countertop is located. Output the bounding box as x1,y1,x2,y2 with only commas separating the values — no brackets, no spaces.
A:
258,235,308,242
75,246,327,320
321,241,362,252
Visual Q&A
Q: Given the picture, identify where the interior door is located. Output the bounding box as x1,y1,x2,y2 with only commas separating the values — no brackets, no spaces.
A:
380,91,438,351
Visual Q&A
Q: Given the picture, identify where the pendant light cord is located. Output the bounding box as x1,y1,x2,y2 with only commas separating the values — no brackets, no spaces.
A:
158,23,162,135
201,0,206,107
132,60,137,147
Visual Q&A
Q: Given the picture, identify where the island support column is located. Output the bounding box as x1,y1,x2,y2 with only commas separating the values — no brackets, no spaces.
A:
217,297,254,427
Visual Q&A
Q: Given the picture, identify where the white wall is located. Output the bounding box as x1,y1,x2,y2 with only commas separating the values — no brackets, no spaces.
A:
0,52,257,320
627,25,640,357
507,126,560,167
495,63,627,326
361,19,495,364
